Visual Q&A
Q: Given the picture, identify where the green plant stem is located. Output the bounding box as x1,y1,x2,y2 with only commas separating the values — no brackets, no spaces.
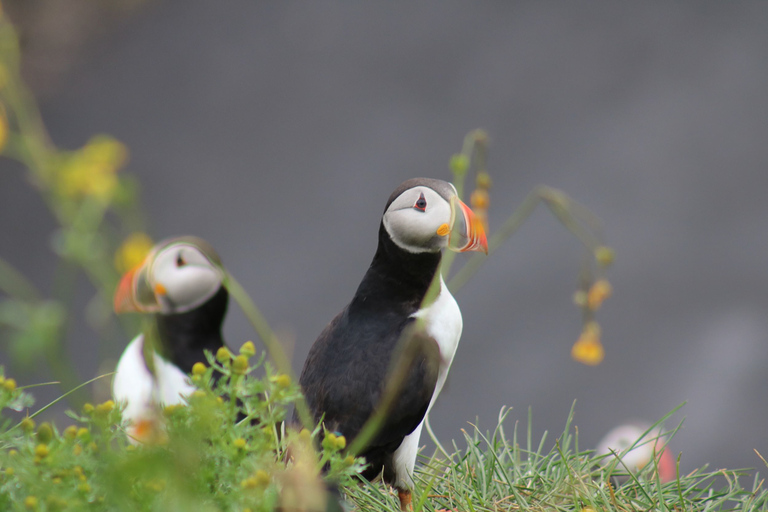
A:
448,185,604,294
223,271,313,430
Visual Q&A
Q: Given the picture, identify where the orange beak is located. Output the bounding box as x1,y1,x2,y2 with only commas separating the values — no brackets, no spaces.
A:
114,266,141,313
450,197,488,254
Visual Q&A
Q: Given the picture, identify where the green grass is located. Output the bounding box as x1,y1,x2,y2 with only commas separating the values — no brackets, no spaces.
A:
1,366,766,512
347,405,768,512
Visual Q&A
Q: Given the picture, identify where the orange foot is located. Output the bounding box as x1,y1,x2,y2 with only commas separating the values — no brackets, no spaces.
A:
397,489,412,511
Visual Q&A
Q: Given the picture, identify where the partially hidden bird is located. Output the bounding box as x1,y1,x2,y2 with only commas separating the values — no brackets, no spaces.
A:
595,422,675,483
112,236,229,443
296,178,488,509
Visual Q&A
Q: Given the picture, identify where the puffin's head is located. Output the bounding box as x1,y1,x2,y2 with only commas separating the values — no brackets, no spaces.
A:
595,423,675,483
114,236,224,315
382,178,488,254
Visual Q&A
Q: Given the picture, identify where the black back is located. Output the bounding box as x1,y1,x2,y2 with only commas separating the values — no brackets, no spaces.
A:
297,223,442,483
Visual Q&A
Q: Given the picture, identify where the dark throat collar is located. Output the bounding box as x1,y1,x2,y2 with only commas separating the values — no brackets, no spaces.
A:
151,285,228,372
351,223,442,313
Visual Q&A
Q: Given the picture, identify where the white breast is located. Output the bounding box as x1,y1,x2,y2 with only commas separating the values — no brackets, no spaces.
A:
411,275,463,408
393,276,462,488
112,335,196,443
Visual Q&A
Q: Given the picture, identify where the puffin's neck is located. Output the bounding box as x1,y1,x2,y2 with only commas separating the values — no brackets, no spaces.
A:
152,285,228,372
350,223,442,314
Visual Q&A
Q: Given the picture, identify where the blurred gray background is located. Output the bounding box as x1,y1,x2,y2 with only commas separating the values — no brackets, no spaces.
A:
2,2,767,473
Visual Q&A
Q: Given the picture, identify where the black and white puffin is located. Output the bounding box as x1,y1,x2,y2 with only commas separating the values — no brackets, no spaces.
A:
297,178,488,509
112,236,228,442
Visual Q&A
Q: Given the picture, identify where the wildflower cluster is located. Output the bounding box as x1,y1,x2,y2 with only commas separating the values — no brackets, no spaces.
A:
0,346,365,512
571,247,615,365
0,11,148,396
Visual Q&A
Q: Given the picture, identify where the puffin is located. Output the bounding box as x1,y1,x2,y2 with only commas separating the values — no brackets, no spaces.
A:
112,236,228,443
595,423,675,483
296,178,488,509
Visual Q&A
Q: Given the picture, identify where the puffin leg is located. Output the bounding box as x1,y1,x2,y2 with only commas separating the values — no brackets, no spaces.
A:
397,488,412,511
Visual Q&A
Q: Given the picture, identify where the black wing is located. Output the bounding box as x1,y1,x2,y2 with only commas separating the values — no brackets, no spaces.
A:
297,309,440,482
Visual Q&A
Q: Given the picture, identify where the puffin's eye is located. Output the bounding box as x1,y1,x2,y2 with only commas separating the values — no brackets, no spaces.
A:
176,253,186,267
414,193,427,211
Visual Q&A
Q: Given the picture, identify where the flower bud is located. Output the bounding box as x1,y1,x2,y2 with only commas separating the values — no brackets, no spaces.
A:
476,171,492,190
95,400,115,417
233,438,247,450
273,374,290,389
232,355,249,375
191,362,206,376
594,246,615,267
216,347,231,363
82,403,94,415
571,321,604,366
449,154,470,176
239,341,256,358
322,432,338,451
34,444,49,458
3,378,16,392
254,470,270,486
24,496,38,510
470,189,489,210
63,425,78,441
587,279,612,311
36,423,53,444
20,418,35,433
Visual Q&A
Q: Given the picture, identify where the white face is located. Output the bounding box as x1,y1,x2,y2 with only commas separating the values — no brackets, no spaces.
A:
382,185,455,253
142,242,223,314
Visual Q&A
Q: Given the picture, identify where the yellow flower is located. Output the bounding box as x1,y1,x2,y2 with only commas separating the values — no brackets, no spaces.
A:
571,321,604,365
57,135,128,202
95,400,115,417
114,232,153,274
587,279,613,311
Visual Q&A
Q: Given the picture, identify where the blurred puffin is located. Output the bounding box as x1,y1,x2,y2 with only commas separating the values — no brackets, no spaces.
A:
595,423,676,483
113,236,228,443
297,178,488,509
